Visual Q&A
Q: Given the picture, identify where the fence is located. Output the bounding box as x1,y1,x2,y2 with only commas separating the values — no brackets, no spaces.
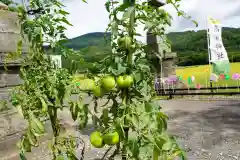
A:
156,86,240,96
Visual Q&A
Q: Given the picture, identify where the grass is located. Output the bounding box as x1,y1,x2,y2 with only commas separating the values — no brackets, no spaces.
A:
176,62,240,92
176,62,240,87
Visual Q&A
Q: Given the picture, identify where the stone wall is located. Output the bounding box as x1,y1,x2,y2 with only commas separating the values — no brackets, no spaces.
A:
0,10,25,93
0,9,24,110
0,66,22,87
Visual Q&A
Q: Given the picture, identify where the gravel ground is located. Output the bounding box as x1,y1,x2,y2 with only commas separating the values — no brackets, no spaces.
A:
161,100,240,160
2,99,240,160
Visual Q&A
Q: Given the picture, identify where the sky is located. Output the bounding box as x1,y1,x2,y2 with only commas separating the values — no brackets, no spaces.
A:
62,0,240,41
11,0,240,41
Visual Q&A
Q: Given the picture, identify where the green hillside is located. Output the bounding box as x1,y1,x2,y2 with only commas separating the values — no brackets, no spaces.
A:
64,32,111,50
167,27,240,66
60,28,240,70
168,27,240,52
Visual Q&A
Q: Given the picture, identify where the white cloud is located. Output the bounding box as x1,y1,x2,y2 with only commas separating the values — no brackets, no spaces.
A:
166,0,240,32
63,0,109,39
63,0,240,39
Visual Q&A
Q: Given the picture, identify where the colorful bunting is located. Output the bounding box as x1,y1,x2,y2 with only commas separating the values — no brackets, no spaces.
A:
191,76,195,82
210,73,218,82
170,75,178,81
232,73,240,80
187,76,192,85
204,68,209,72
225,74,230,80
178,76,183,81
219,74,225,80
196,84,201,89
160,72,240,90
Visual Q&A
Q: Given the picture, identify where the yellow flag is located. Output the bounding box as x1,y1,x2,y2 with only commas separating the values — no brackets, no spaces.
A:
208,17,220,24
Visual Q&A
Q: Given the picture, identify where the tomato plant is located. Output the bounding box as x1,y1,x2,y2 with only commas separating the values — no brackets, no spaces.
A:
4,0,197,159
83,0,197,159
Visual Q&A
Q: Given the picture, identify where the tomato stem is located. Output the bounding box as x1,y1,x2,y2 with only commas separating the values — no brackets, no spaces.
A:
122,0,135,159
48,107,60,159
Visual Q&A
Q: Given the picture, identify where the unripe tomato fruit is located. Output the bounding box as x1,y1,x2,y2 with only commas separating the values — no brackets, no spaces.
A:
103,131,119,145
101,76,116,91
117,36,132,50
117,37,124,47
92,86,105,97
123,36,132,49
116,75,134,88
90,131,104,148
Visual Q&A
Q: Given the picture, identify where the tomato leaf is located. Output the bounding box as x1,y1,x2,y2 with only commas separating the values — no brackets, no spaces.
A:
162,141,172,151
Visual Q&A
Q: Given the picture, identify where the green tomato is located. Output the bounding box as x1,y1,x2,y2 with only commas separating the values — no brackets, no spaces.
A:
90,131,105,148
117,37,124,47
123,36,132,49
103,131,119,145
116,75,134,88
101,76,116,91
92,86,105,97
117,36,132,50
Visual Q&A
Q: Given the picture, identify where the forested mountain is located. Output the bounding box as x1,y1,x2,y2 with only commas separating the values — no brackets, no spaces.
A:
167,27,240,66
60,27,240,69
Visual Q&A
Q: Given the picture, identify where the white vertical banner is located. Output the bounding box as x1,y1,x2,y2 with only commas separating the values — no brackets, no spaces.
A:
50,55,62,68
207,17,229,62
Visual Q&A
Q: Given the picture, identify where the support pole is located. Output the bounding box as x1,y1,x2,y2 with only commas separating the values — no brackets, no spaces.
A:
206,18,213,93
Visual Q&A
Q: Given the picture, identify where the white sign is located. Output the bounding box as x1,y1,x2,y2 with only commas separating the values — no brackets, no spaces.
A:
207,18,229,62
50,55,62,68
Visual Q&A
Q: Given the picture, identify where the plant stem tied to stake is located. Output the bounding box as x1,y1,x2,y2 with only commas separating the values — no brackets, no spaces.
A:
122,0,135,159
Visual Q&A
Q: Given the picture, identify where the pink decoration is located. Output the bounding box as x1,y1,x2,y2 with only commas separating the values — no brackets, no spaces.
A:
165,75,178,84
196,84,201,89
232,73,240,80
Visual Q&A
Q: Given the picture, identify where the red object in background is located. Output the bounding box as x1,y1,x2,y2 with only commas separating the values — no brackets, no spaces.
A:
196,84,201,89
219,74,225,79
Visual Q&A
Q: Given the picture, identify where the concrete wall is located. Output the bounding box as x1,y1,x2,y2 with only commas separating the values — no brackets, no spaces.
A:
162,59,176,77
146,31,177,79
